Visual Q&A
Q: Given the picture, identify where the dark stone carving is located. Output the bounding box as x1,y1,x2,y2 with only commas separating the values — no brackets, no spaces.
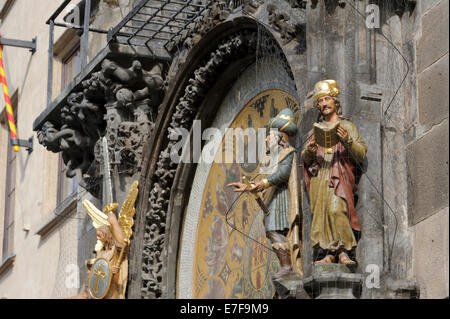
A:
307,0,415,18
310,0,345,14
267,4,301,45
226,0,263,12
379,0,416,18
37,59,165,195
141,30,261,298
241,0,264,14
166,1,264,53
288,0,307,9
166,2,231,53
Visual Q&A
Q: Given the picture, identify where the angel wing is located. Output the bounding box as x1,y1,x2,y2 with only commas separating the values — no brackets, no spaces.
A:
118,181,139,242
82,199,111,229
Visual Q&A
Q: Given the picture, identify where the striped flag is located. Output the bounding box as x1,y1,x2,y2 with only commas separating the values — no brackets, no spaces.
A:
0,39,20,152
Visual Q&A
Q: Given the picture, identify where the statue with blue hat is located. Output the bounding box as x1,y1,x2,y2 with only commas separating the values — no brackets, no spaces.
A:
228,107,303,279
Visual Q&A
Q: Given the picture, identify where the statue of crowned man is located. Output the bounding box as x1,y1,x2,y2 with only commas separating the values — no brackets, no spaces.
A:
302,79,367,265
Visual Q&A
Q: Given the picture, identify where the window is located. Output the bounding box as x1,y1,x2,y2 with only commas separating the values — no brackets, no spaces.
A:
56,43,80,205
2,93,17,260
61,44,80,89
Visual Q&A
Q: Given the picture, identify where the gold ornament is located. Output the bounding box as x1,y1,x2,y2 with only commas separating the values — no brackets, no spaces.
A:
83,199,112,230
313,79,340,101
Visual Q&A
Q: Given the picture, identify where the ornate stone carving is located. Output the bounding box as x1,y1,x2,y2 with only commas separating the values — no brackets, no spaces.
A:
141,31,260,298
241,0,264,13
267,4,300,45
37,58,165,195
288,0,307,9
166,0,264,53
310,0,346,14
166,2,231,53
307,0,416,19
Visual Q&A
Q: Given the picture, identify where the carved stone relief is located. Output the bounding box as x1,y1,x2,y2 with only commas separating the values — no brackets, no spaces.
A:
141,30,261,298
37,59,165,196
267,4,301,45
166,1,264,53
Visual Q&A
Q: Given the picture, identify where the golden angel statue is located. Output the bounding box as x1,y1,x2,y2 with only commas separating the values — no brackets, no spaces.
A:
67,181,139,299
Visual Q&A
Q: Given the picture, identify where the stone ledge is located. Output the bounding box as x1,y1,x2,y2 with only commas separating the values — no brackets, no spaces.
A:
272,274,306,299
313,263,356,274
302,272,363,299
35,193,78,237
385,278,420,299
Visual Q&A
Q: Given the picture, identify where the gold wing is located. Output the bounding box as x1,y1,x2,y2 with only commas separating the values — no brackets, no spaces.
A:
118,181,139,243
83,199,111,229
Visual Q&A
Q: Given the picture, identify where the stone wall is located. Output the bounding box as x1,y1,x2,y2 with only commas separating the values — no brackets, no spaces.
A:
408,0,449,299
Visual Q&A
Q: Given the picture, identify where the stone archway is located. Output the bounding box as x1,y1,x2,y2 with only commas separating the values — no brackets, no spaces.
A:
128,16,305,299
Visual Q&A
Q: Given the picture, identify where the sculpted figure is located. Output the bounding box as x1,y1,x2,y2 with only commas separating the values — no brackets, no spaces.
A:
68,182,138,299
301,80,367,265
228,108,302,279
67,203,128,299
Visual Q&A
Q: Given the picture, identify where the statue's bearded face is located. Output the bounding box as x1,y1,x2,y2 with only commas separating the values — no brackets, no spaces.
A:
265,130,279,152
317,95,336,117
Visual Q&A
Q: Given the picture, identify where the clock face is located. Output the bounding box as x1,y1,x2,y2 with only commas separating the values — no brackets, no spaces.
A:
191,89,301,299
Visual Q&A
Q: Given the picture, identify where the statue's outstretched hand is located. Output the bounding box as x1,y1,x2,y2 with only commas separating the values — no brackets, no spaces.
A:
227,182,248,193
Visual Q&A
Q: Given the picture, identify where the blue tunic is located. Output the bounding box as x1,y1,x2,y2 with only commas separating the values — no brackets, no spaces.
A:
264,151,294,232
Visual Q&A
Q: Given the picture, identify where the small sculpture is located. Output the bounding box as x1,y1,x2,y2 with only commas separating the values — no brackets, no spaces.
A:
67,181,138,299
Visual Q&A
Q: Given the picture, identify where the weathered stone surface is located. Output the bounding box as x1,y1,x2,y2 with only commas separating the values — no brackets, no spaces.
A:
417,0,449,72
380,276,420,299
313,263,355,274
407,118,449,225
302,272,363,299
382,128,412,282
412,207,449,298
418,54,449,130
272,274,304,299
420,0,444,16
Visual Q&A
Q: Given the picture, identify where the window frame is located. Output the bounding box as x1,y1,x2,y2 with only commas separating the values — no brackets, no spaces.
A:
2,92,18,261
56,42,81,206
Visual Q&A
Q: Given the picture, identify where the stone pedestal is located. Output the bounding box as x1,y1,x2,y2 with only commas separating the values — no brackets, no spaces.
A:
302,264,363,299
273,274,310,299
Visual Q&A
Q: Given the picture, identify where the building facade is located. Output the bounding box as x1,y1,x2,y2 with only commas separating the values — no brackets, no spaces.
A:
0,0,448,299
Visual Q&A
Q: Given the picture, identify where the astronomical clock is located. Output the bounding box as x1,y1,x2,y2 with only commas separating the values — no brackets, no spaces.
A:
177,59,301,299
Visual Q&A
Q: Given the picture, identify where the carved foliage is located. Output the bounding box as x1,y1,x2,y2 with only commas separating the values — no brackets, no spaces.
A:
37,59,165,194
141,31,258,298
166,1,264,53
267,4,300,45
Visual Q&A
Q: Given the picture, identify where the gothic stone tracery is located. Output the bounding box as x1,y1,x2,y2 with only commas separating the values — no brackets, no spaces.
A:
141,30,260,298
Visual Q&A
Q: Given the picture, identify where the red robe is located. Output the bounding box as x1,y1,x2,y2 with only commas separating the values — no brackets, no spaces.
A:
303,123,366,232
